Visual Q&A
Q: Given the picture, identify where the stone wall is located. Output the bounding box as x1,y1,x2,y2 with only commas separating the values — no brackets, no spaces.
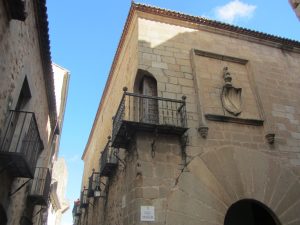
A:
0,0,54,224
0,0,51,149
81,14,139,184
137,15,300,173
80,7,300,225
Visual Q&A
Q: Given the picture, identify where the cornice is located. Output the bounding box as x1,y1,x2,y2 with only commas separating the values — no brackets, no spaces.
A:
33,0,57,130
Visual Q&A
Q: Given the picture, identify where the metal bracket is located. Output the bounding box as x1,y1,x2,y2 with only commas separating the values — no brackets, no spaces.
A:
180,133,188,165
32,206,46,218
9,178,31,197
151,128,158,158
113,150,126,169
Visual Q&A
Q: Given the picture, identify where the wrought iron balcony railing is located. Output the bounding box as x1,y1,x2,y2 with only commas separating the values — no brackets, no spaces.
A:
72,200,81,216
0,110,43,178
88,171,101,198
80,188,88,208
112,89,187,148
100,137,118,177
28,167,51,206
73,215,80,225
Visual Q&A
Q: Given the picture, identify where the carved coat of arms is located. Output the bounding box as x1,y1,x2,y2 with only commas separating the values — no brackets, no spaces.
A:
221,67,242,116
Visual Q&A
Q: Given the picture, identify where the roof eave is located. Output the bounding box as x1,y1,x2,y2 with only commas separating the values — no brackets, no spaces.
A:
33,0,57,130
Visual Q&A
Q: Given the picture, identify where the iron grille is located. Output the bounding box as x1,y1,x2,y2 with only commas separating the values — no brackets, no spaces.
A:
80,188,88,208
100,139,118,177
112,91,187,148
88,171,100,198
0,110,43,178
73,215,80,225
29,167,51,206
72,200,81,216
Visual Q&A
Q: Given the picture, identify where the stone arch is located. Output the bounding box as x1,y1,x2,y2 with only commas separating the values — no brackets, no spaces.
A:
0,204,7,225
133,69,158,123
165,147,300,225
224,199,281,225
133,69,157,95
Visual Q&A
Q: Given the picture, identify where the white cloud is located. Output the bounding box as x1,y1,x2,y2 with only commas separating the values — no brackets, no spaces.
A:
68,154,80,162
214,0,257,23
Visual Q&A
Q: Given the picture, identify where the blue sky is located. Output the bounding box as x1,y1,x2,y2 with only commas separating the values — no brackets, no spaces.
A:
46,1,299,224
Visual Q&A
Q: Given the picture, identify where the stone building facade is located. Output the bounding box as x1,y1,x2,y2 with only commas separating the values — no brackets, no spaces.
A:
48,158,69,225
289,0,300,19
46,64,70,225
0,1,67,225
76,3,300,225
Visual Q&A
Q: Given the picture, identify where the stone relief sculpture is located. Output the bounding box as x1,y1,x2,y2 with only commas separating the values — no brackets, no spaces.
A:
221,67,242,116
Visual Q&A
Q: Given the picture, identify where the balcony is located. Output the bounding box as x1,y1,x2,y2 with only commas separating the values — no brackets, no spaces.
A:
73,216,80,225
100,138,118,177
28,167,51,206
72,200,81,225
88,171,101,198
80,188,88,208
0,110,43,178
111,90,188,149
72,200,81,216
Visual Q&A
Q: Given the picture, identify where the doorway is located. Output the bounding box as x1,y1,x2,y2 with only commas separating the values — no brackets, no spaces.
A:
138,75,158,124
224,199,280,225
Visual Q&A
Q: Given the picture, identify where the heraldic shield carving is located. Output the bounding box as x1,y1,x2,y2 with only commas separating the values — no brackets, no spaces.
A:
221,67,242,116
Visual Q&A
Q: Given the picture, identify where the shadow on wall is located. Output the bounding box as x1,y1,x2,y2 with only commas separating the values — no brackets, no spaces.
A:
0,204,7,225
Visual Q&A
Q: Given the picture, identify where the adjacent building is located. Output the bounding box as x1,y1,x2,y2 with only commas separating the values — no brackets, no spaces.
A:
75,3,300,225
0,1,69,225
48,158,69,225
289,0,300,19
46,64,70,225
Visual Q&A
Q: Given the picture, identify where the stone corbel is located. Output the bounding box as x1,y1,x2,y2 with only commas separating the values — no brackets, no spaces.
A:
265,133,275,144
198,126,209,138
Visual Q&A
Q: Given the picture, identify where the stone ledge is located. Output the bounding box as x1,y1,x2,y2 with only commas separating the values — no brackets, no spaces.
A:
205,114,264,126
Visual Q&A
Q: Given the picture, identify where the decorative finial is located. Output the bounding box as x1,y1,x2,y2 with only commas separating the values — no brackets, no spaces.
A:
223,67,232,87
108,136,111,140
123,86,128,92
182,95,186,101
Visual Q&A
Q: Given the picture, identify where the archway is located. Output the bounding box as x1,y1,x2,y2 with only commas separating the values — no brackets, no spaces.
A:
0,205,7,225
133,69,158,124
224,199,280,225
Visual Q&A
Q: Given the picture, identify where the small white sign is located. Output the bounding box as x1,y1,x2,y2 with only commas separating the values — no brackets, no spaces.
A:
141,206,155,221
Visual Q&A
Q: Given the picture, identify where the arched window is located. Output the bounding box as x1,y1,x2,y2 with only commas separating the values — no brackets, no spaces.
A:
134,70,158,124
224,199,281,225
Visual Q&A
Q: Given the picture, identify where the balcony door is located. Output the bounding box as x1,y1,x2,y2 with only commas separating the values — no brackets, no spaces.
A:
139,76,158,124
2,78,31,153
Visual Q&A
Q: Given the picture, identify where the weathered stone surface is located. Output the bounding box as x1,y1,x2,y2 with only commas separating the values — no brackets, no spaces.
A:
80,4,300,225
